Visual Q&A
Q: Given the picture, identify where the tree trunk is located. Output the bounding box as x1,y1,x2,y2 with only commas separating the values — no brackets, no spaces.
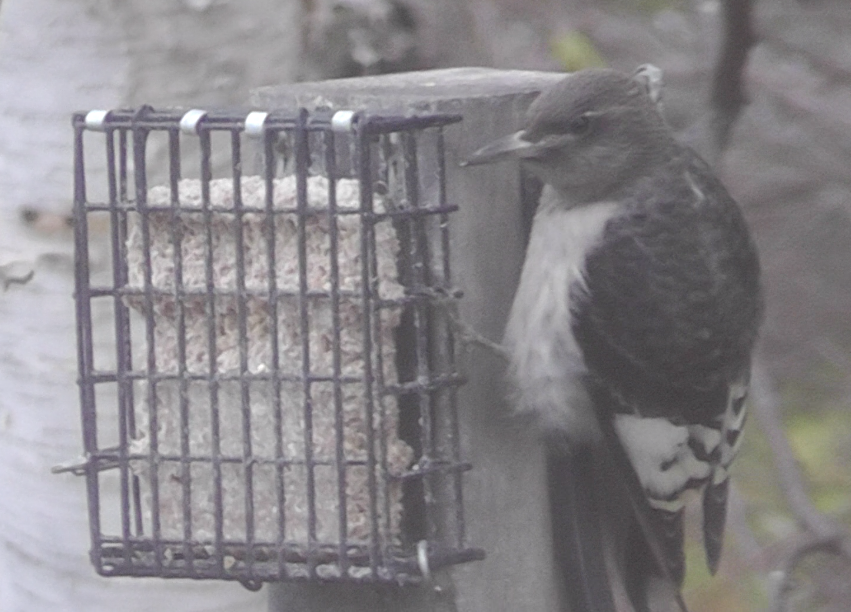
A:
0,0,300,609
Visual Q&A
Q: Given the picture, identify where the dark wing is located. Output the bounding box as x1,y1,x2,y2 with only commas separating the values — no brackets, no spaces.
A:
703,476,729,574
571,150,762,582
704,368,750,573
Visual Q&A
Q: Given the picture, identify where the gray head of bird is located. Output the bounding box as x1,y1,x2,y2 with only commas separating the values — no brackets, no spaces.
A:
464,68,678,204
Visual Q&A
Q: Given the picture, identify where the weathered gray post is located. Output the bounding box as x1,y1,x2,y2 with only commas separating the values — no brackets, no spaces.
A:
255,68,564,612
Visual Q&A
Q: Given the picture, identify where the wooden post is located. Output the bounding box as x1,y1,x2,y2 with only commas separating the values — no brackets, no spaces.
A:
255,68,564,612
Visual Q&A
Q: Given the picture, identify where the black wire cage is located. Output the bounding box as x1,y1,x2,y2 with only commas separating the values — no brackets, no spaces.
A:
68,105,483,587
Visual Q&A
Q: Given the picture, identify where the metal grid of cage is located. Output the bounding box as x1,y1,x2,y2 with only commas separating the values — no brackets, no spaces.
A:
69,105,484,587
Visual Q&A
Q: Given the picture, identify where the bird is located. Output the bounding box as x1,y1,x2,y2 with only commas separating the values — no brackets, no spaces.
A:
463,67,763,611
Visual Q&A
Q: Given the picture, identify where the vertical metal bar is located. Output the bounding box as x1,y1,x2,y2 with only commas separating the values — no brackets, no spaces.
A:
402,130,439,549
73,121,104,571
435,130,451,287
105,126,133,565
231,129,257,576
199,125,225,574
435,127,465,547
167,128,194,573
377,134,392,210
119,130,129,206
376,132,404,568
132,108,163,573
324,129,349,576
117,127,144,538
262,129,287,580
294,109,318,577
368,147,392,557
355,120,380,577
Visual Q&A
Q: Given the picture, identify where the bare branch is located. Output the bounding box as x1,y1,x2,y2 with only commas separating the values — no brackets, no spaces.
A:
705,0,758,163
750,358,844,539
751,357,851,610
727,482,764,564
768,532,851,612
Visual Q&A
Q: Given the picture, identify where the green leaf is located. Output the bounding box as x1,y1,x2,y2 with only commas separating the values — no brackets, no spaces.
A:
550,31,606,72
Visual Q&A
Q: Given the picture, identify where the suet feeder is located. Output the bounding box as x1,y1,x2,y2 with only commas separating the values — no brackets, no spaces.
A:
68,105,483,588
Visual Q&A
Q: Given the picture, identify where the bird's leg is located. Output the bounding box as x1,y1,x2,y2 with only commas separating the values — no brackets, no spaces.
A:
422,287,510,362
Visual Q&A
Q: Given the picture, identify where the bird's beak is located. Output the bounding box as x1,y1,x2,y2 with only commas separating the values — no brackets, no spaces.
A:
461,130,541,167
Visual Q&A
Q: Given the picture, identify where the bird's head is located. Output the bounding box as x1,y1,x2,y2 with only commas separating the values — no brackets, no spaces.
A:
464,68,676,204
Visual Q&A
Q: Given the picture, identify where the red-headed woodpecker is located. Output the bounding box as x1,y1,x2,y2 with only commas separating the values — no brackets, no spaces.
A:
465,67,763,612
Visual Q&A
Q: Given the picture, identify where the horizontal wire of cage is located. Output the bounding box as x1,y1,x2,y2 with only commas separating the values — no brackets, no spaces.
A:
70,106,483,587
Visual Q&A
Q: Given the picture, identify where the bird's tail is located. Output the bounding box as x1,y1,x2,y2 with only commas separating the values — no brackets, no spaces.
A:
547,437,690,612
547,443,618,612
595,410,691,612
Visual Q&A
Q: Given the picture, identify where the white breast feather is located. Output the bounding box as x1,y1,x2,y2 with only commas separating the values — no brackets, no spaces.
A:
503,186,618,441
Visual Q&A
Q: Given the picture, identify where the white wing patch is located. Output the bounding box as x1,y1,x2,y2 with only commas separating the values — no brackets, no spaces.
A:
689,424,721,454
613,377,750,509
613,415,712,509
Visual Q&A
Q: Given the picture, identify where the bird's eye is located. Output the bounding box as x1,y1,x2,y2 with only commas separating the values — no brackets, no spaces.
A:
566,114,592,136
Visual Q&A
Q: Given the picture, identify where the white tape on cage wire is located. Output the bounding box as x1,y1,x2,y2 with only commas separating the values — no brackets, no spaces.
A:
84,110,110,131
180,109,208,135
244,111,269,137
331,110,356,132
